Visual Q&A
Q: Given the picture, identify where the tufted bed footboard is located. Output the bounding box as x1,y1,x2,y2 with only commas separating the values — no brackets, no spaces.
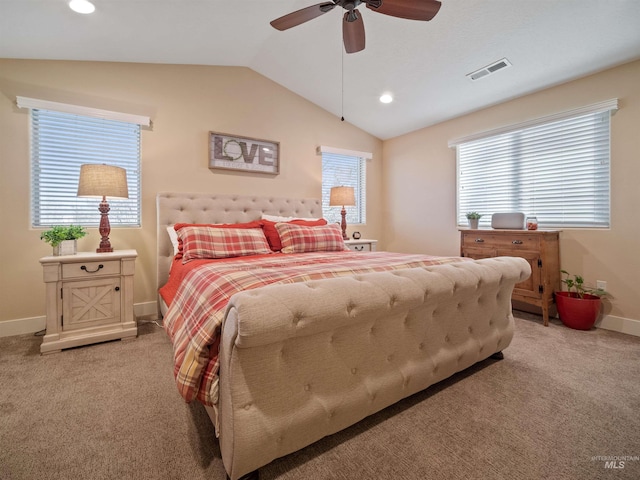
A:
213,256,531,479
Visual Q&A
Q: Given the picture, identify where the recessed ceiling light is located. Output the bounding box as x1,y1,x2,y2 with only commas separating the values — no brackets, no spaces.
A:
379,94,393,104
69,0,96,14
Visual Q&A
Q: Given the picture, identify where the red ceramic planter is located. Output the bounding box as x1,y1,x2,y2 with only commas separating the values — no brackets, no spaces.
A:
555,291,601,330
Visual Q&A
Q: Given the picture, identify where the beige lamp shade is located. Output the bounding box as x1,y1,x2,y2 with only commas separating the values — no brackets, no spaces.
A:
329,186,355,206
77,164,129,199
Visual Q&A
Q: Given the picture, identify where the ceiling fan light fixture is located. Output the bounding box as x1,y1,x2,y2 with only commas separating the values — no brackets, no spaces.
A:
379,93,393,104
69,0,96,14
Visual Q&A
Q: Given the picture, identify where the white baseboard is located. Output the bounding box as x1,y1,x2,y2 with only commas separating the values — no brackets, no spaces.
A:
0,315,46,338
597,314,640,337
134,301,160,319
2,303,638,338
0,301,159,338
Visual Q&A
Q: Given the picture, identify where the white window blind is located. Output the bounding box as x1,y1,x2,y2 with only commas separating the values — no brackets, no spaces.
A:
320,150,367,225
455,102,616,229
29,108,142,227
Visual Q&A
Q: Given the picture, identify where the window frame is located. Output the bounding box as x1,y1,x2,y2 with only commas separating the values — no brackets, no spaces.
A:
319,146,370,226
18,97,148,229
450,99,617,229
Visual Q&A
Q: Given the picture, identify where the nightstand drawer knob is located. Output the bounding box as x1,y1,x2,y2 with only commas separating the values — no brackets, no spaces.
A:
512,240,523,245
474,238,485,243
81,264,104,273
114,286,120,292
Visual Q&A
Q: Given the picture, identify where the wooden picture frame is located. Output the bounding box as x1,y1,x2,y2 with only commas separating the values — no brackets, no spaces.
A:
209,132,280,175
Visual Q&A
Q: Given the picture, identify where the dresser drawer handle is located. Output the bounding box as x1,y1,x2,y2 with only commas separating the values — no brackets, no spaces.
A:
512,240,523,245
114,286,120,292
81,264,104,273
474,238,485,243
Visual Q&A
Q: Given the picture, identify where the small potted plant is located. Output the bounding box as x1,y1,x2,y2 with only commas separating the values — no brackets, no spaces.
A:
40,225,87,256
555,270,607,330
465,212,483,229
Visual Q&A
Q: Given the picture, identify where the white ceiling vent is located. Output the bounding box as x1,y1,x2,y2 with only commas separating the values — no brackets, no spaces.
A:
467,58,512,81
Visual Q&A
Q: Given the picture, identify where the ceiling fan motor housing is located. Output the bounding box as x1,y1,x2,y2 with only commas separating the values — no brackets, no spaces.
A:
336,0,383,9
340,0,359,10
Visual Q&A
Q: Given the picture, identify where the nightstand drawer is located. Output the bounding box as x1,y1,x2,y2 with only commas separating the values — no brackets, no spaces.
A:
344,239,377,252
62,260,121,279
347,243,372,252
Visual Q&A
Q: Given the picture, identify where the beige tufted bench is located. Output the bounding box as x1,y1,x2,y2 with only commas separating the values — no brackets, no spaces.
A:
217,258,530,479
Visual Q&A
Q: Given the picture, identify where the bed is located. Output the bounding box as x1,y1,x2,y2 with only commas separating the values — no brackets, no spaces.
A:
156,192,531,480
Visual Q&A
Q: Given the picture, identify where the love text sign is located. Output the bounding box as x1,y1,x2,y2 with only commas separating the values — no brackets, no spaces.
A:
209,132,279,175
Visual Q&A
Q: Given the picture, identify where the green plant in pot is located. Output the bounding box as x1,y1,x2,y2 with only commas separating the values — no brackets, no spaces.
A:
555,270,607,330
465,212,482,229
40,225,87,256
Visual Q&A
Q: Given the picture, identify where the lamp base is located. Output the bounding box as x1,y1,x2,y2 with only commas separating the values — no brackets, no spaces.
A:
340,207,348,240
97,197,114,253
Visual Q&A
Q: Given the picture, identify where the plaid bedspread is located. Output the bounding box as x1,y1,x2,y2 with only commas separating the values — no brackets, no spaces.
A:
163,251,467,406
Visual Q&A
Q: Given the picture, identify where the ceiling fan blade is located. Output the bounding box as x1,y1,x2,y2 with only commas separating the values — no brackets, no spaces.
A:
270,2,336,31
343,9,365,54
366,0,441,21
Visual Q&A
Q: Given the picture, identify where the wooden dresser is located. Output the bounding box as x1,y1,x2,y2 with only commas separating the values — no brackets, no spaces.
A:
460,229,560,326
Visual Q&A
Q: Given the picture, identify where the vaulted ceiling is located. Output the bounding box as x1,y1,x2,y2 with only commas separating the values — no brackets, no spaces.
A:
2,0,640,139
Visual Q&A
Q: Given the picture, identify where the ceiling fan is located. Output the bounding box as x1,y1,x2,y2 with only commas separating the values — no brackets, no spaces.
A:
270,0,442,54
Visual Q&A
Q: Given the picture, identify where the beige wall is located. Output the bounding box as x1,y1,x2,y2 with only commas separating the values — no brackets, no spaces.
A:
0,60,383,325
2,58,639,331
383,59,640,323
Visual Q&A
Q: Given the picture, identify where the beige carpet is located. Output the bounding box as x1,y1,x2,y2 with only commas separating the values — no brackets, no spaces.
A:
1,313,639,480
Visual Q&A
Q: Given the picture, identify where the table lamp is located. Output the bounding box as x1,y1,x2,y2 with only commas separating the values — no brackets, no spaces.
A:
77,164,129,253
329,186,355,240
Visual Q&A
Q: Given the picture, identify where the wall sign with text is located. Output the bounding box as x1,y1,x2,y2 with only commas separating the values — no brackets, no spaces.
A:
209,132,279,175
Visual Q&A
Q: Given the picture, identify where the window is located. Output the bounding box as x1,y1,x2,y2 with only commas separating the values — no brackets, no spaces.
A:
18,97,148,228
451,100,617,229
319,146,369,225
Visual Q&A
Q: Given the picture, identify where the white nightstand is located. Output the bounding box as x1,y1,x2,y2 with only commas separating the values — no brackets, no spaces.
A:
39,250,138,354
344,239,378,252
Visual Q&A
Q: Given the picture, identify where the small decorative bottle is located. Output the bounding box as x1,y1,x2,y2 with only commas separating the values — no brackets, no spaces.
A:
526,216,538,230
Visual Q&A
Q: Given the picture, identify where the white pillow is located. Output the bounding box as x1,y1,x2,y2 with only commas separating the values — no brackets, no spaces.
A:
261,214,319,222
167,226,179,256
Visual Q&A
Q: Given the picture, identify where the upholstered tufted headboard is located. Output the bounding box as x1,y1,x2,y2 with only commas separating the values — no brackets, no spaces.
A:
156,192,323,293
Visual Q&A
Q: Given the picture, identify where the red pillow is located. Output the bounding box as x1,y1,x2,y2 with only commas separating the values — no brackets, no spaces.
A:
173,221,262,258
260,218,327,251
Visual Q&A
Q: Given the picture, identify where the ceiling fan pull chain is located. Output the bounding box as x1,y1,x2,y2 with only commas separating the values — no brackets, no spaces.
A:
341,45,345,122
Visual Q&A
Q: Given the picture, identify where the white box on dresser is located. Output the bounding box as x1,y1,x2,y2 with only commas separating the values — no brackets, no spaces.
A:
39,250,138,354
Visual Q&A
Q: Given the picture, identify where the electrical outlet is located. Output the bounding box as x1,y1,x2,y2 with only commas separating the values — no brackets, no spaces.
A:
596,280,607,290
